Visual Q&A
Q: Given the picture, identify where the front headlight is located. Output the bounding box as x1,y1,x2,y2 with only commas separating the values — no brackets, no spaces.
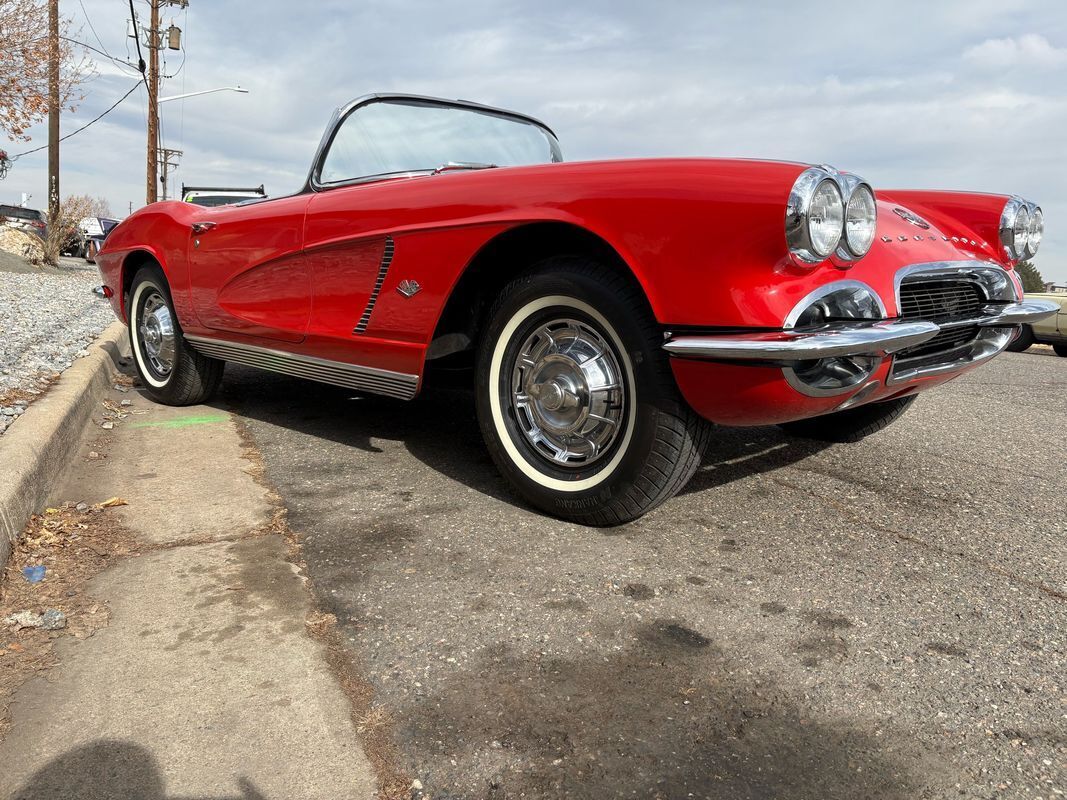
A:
786,166,876,265
809,180,844,258
1013,205,1031,257
1000,196,1042,260
844,185,877,257
1027,207,1043,257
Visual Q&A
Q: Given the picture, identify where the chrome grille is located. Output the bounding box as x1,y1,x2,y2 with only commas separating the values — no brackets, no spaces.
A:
896,325,980,360
899,280,984,321
896,279,987,362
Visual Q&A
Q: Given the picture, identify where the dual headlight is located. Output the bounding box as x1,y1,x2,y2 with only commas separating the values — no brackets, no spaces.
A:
1000,196,1043,261
786,166,877,265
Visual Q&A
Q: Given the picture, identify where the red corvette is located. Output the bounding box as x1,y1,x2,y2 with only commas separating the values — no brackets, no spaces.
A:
95,93,1056,524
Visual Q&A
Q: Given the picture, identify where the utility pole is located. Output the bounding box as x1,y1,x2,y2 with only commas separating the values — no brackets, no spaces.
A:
158,147,183,200
47,0,59,223
145,0,160,204
142,0,188,204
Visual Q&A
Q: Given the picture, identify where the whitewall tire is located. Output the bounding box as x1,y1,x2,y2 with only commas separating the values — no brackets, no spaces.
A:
128,265,223,406
475,257,710,526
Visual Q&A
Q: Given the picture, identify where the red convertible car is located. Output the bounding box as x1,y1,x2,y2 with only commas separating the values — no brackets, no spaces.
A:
95,93,1056,525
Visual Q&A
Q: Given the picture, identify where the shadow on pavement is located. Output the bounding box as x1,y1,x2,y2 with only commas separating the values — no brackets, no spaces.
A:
9,740,265,799
216,365,831,512
401,629,919,798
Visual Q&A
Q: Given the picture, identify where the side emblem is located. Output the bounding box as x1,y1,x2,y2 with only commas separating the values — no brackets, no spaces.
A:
397,279,421,298
892,207,931,229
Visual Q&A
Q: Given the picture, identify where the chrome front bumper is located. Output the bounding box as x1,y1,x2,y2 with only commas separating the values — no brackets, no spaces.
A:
663,299,1059,363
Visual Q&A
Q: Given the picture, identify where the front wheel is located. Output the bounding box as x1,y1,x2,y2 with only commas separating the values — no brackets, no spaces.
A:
1006,325,1034,352
129,265,224,405
1054,344,1067,357
778,396,917,443
475,258,710,526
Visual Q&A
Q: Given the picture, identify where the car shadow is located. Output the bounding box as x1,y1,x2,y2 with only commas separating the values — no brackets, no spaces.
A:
214,366,831,513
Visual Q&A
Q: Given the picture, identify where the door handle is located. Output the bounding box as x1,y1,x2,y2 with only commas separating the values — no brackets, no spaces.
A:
191,221,217,234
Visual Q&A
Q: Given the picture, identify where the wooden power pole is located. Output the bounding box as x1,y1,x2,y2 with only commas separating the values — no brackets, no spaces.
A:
47,0,60,223
145,0,160,204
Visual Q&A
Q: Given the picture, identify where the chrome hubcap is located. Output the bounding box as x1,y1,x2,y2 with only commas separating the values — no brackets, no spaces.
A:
138,291,176,378
511,318,626,467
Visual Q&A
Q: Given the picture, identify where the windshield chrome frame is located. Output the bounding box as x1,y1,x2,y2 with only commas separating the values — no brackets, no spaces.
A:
302,93,563,193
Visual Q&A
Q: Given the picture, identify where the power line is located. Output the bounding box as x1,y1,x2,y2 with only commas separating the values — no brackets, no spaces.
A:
77,0,114,61
60,35,141,71
127,0,147,81
9,82,143,160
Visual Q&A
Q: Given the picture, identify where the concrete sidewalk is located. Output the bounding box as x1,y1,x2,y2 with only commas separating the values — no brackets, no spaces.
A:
0,382,377,799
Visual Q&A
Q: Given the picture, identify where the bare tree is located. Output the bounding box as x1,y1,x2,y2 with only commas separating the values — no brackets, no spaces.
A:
0,0,92,142
40,193,93,265
86,195,112,218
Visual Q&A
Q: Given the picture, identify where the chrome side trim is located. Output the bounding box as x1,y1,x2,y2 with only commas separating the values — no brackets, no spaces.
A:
185,335,418,400
888,327,1014,385
783,279,887,329
662,321,940,362
353,236,395,334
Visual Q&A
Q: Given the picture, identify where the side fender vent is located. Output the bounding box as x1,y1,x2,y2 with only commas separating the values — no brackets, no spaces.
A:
353,235,395,334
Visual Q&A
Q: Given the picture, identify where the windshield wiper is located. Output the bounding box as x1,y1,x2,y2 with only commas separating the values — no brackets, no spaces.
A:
432,161,498,175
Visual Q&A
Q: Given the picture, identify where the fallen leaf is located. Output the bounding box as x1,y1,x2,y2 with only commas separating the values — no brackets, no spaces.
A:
98,497,127,508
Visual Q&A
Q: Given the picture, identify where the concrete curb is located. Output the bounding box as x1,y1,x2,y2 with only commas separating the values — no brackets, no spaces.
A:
0,320,128,565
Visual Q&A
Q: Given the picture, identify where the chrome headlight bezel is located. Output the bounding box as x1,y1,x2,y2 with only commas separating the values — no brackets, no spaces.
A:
1000,196,1042,260
786,165,877,266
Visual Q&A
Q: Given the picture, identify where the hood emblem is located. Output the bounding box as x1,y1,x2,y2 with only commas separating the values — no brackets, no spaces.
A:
892,207,931,229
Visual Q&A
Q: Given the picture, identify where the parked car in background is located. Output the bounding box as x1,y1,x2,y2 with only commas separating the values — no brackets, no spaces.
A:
1008,292,1067,355
181,184,266,207
0,204,46,238
81,217,122,263
94,93,1058,524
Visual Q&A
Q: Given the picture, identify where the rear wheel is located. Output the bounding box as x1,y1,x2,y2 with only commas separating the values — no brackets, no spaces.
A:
778,396,917,444
1055,344,1067,357
475,258,710,526
129,265,223,405
1006,325,1034,352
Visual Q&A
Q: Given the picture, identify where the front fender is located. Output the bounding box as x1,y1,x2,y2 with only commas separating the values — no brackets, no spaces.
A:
97,202,198,324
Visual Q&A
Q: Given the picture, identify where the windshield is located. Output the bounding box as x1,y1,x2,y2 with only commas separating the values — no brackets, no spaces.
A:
319,99,562,185
186,195,253,207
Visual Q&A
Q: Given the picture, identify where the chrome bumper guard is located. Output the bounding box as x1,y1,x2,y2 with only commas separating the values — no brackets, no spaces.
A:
663,300,1059,363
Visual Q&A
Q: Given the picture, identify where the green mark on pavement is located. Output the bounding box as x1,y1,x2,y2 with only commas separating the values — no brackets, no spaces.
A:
130,414,229,430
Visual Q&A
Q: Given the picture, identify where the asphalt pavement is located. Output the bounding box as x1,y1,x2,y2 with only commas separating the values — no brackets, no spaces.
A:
220,349,1066,799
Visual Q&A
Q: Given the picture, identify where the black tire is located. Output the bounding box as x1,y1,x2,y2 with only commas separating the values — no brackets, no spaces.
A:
474,257,711,526
1054,344,1067,358
1006,325,1034,352
128,265,223,405
778,396,917,444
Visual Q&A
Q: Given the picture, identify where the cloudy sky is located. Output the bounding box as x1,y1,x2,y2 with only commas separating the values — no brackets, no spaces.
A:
4,0,1066,280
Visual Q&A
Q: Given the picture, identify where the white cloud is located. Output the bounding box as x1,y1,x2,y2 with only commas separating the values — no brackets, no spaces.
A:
4,0,1067,281
963,34,1067,68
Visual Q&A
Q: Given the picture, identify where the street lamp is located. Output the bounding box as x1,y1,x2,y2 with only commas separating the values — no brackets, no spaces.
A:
155,86,249,200
158,85,249,104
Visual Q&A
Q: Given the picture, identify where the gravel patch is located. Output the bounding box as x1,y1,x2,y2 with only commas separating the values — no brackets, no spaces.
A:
0,263,114,434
